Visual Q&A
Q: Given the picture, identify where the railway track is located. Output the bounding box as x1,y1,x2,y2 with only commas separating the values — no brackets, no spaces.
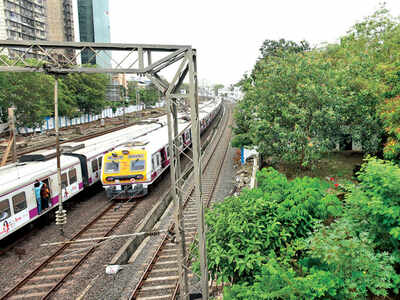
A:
0,102,227,300
1,200,138,300
129,104,233,300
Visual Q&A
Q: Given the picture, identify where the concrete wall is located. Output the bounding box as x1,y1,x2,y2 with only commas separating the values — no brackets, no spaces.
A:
47,0,64,41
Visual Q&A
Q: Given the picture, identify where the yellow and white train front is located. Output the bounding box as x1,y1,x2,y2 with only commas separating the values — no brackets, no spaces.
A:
101,149,150,199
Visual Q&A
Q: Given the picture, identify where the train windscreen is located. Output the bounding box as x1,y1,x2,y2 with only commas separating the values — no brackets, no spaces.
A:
130,160,145,171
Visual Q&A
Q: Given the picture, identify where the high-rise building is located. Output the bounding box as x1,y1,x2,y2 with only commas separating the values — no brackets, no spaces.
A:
0,0,47,42
47,0,74,42
0,0,75,60
46,0,74,60
76,0,111,68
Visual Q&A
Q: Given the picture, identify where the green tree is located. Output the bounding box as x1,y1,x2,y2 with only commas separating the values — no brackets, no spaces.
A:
259,38,310,60
234,52,343,167
0,71,53,128
59,72,109,115
213,84,224,96
128,81,160,106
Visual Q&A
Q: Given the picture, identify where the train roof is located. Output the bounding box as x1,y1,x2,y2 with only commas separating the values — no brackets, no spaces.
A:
115,99,221,155
0,155,81,197
65,121,165,158
0,115,166,197
0,99,221,197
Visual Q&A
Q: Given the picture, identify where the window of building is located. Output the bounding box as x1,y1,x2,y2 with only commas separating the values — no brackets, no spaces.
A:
0,199,11,221
91,159,98,172
69,169,77,184
61,173,68,188
12,192,26,214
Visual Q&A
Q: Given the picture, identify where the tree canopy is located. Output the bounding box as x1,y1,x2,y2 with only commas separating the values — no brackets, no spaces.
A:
127,81,160,106
234,7,400,167
0,59,110,128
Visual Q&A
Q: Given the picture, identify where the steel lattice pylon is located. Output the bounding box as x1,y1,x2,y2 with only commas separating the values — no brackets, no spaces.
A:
0,40,208,300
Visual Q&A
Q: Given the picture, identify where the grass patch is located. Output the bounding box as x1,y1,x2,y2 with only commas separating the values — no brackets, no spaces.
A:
266,151,364,181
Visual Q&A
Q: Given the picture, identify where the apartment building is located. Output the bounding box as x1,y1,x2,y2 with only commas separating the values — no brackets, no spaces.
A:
0,0,47,42
0,0,74,60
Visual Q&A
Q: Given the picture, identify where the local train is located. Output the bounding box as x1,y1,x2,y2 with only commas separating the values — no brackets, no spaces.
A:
100,99,222,199
0,99,222,241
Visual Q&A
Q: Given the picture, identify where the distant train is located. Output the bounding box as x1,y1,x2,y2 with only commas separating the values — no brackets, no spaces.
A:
100,99,222,199
0,99,221,240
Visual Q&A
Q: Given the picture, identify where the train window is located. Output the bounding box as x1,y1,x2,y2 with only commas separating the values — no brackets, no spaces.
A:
12,192,26,214
91,159,98,172
105,161,119,173
98,157,103,169
0,199,10,221
69,169,77,184
131,159,145,171
61,173,68,188
156,154,160,166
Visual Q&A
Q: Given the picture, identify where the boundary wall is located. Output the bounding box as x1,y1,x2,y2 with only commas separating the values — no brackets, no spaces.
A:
1,102,165,134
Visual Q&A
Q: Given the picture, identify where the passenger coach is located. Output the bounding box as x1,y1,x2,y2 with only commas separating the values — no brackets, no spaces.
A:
101,99,222,199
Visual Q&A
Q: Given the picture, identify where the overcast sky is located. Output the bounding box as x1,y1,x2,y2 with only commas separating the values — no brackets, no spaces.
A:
109,0,400,87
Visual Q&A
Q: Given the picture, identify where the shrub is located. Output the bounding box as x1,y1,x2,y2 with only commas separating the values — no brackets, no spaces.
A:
198,168,342,284
346,157,400,256
224,218,396,300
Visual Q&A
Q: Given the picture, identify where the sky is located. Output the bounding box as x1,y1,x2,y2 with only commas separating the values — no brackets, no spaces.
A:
109,0,400,87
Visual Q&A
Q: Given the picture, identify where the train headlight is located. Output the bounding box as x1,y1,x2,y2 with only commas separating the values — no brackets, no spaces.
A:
106,177,114,181
134,174,144,180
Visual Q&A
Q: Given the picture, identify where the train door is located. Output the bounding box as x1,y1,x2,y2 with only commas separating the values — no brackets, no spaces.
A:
68,168,79,196
160,148,168,168
48,175,59,206
91,159,99,185
61,172,69,200
98,156,103,171
152,153,162,178
39,178,51,211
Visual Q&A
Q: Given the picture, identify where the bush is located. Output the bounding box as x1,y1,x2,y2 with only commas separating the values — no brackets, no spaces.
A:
198,168,342,284
346,157,400,256
225,218,396,300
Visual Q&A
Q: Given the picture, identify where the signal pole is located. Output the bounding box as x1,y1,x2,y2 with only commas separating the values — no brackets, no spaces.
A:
8,107,17,163
54,76,66,235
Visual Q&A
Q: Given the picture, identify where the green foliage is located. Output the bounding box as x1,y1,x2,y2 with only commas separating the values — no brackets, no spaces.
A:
225,219,396,300
234,7,400,167
127,81,159,106
234,52,343,167
197,158,400,299
308,218,395,299
380,96,400,161
0,58,110,128
259,38,310,60
213,84,224,96
59,72,109,115
346,157,400,259
0,71,53,128
198,168,342,284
